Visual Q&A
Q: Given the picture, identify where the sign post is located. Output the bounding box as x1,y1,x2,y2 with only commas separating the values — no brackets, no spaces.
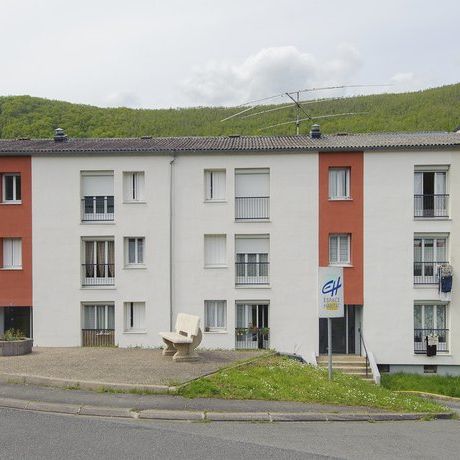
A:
319,267,344,380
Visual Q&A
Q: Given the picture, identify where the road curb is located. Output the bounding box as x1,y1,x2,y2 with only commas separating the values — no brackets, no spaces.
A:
396,390,460,402
0,396,453,422
0,372,174,394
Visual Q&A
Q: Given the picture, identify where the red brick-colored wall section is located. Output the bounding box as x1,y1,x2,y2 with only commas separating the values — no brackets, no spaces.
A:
319,152,363,305
0,157,32,307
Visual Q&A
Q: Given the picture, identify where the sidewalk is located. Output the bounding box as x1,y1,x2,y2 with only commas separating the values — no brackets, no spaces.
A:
0,382,453,422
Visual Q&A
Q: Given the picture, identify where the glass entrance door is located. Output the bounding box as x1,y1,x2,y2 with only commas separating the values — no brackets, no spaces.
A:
319,305,357,354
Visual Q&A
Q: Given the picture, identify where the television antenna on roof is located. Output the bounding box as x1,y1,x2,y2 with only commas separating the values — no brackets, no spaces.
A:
221,84,392,135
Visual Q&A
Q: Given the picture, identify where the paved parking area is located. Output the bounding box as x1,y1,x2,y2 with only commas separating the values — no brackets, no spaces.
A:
0,347,265,386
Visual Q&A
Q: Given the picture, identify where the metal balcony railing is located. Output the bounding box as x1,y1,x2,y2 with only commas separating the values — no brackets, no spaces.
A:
413,261,448,284
81,196,114,221
235,327,270,350
235,196,269,220
82,329,115,347
82,264,115,286
235,262,269,285
414,328,449,353
414,194,449,218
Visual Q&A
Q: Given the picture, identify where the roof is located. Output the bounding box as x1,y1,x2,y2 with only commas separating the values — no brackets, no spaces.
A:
0,132,459,154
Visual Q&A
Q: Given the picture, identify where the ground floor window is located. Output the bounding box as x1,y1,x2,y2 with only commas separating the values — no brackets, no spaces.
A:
414,303,448,353
0,306,32,338
235,303,269,349
204,300,227,332
82,304,115,346
124,302,146,332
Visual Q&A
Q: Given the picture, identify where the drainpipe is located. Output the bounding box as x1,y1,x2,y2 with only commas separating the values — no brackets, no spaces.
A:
169,155,176,331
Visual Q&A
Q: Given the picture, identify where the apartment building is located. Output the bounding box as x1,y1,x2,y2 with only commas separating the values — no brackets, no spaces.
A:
0,128,459,374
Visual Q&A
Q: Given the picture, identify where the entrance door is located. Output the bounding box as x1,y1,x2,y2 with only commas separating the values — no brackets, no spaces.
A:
319,306,357,354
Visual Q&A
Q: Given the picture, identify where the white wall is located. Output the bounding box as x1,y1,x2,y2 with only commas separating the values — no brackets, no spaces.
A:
32,152,319,357
32,155,171,347
364,149,460,366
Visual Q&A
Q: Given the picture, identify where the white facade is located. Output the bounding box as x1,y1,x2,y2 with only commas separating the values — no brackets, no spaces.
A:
30,142,460,372
32,152,318,357
364,149,460,370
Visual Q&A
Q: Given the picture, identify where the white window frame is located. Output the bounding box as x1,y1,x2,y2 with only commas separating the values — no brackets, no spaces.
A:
329,167,350,200
329,234,351,265
2,238,22,269
125,237,145,267
204,169,226,202
204,300,227,332
204,234,227,268
123,171,145,202
124,302,146,333
82,303,115,330
2,173,21,203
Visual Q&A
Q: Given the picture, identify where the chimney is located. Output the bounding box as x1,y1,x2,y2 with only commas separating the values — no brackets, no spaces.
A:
54,127,67,142
310,124,321,139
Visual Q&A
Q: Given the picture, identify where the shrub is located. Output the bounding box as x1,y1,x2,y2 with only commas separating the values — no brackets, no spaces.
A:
0,328,26,341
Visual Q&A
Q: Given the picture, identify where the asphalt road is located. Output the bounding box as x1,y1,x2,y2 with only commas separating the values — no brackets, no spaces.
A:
1,408,459,459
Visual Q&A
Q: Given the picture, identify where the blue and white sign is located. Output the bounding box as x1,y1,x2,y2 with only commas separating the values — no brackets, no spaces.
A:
319,266,344,318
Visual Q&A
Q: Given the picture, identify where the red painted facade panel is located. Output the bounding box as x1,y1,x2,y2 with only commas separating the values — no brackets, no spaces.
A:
319,152,363,305
0,157,32,307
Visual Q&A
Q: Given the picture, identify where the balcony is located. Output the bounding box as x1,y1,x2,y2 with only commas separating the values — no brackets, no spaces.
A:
81,196,114,222
82,264,115,286
414,194,449,218
414,261,448,284
235,197,269,220
82,329,115,347
235,327,270,349
414,328,449,353
235,261,269,285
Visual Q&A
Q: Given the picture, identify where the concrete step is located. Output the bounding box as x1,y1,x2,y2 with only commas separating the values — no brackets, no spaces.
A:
317,354,365,362
317,361,367,367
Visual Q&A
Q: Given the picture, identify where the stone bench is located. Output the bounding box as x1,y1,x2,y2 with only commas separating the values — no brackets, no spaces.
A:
159,313,202,362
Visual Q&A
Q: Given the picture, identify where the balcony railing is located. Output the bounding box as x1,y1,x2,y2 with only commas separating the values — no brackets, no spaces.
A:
235,262,269,285
413,261,448,284
81,196,114,221
235,196,269,220
82,329,115,347
235,328,270,349
414,328,449,353
82,264,115,286
414,194,449,218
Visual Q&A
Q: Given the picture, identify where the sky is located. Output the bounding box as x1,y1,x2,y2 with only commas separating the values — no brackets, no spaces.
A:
0,0,458,109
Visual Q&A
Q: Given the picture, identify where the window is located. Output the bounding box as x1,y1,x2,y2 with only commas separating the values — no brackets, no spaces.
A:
125,237,144,266
82,239,115,285
204,235,226,267
2,238,22,269
329,234,350,265
81,172,114,221
414,304,448,353
83,304,115,330
329,168,350,200
124,302,146,332
2,174,21,203
235,235,269,285
235,169,270,220
414,169,448,217
204,300,227,332
204,170,226,201
123,172,145,202
414,236,448,284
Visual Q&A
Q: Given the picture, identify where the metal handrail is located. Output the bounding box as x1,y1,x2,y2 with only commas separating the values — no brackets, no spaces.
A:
358,328,369,378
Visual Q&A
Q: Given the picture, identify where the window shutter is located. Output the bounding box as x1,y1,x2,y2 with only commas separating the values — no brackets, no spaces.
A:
204,235,226,266
329,169,337,198
124,173,134,201
212,171,226,200
13,239,22,267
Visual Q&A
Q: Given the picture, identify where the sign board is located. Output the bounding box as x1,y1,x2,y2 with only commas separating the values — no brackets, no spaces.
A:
319,266,344,318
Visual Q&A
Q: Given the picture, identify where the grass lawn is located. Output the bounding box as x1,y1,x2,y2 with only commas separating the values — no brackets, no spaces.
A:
178,355,446,413
382,373,460,398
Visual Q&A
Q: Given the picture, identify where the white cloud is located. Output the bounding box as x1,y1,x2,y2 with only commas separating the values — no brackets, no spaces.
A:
390,72,426,92
181,45,363,106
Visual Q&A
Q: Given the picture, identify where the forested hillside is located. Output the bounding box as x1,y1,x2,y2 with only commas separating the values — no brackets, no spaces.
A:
0,83,459,139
